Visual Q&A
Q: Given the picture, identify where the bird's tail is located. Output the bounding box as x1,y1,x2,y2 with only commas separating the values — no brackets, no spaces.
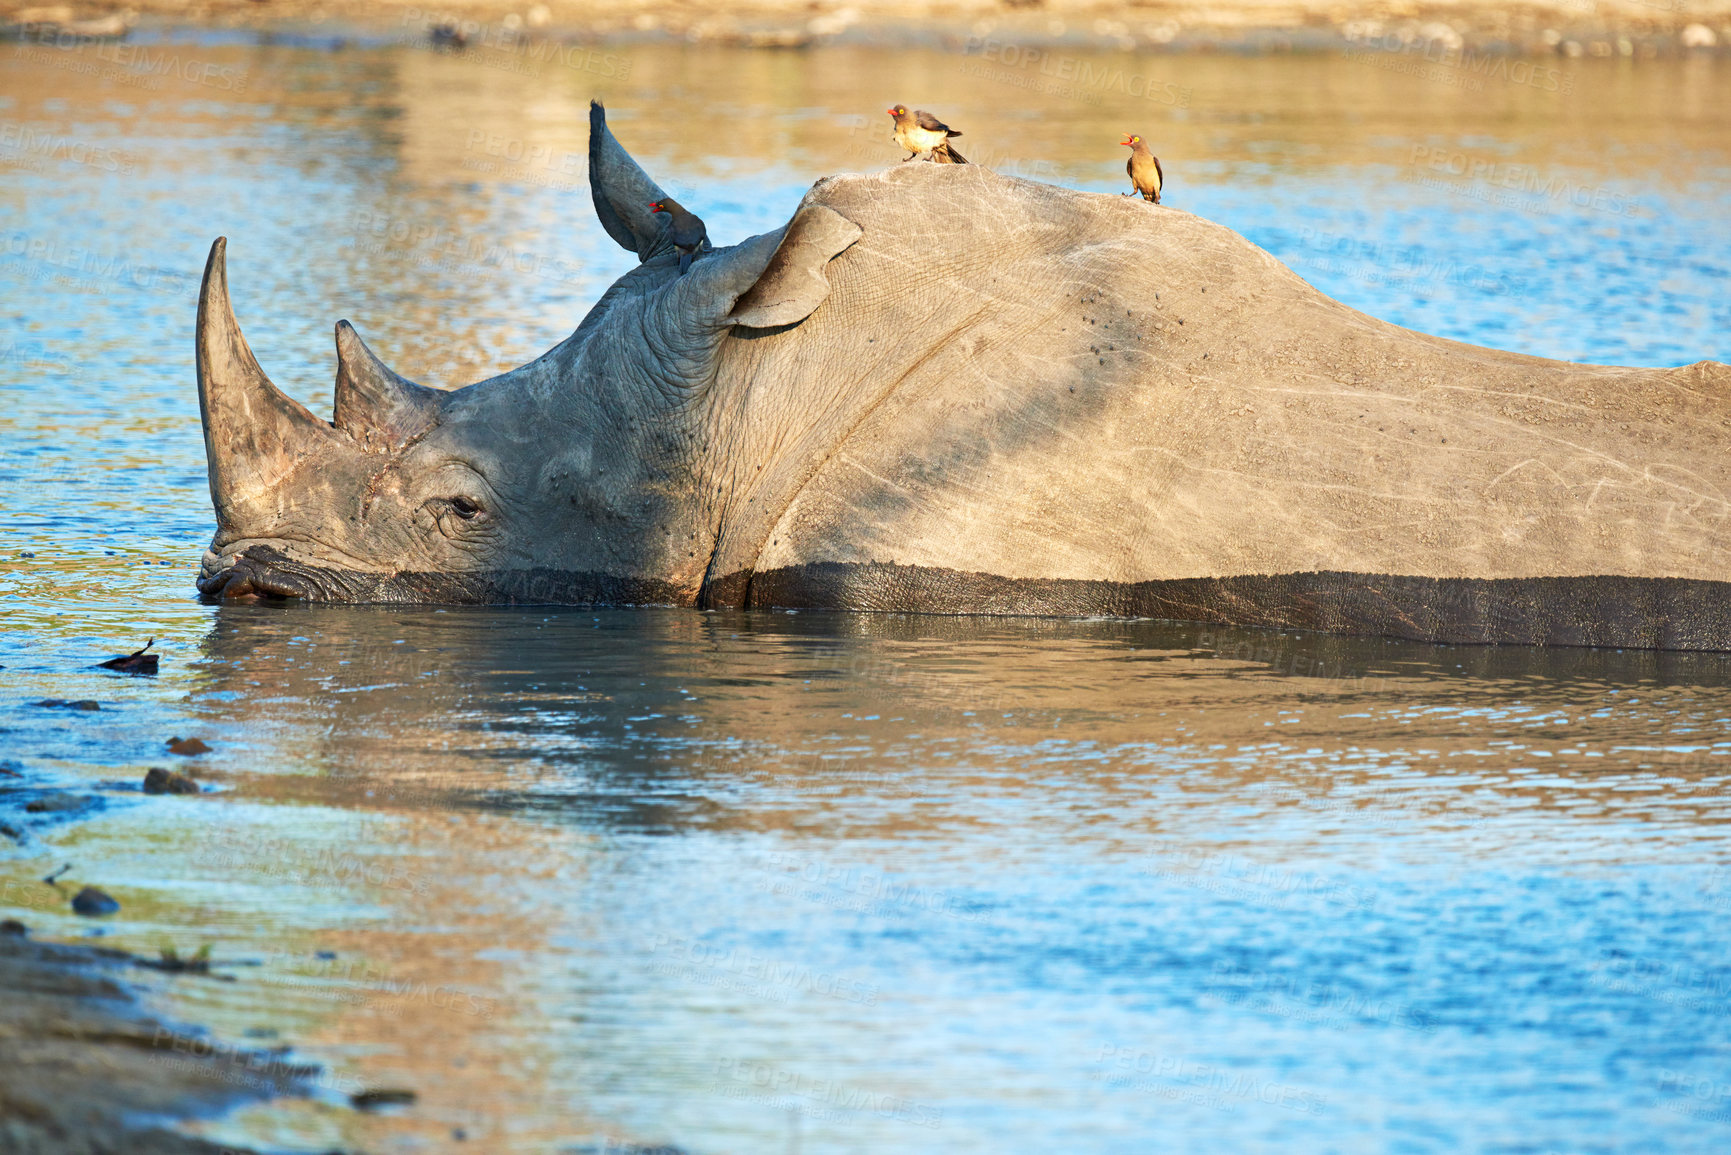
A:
940,143,968,165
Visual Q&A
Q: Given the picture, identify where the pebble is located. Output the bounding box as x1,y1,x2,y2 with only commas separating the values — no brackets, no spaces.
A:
71,887,119,916
143,767,199,795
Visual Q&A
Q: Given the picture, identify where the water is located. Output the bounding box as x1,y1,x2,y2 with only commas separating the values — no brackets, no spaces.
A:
3,32,1731,1154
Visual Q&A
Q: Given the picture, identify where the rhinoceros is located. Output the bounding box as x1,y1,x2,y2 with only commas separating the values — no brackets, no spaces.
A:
194,102,1731,649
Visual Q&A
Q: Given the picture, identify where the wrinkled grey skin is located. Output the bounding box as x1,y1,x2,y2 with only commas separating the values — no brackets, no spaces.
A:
197,103,1731,649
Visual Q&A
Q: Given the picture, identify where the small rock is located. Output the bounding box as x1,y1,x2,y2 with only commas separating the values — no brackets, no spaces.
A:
25,792,87,813
71,886,119,916
352,1088,418,1111
165,737,212,756
143,767,199,795
1681,23,1717,49
429,22,467,49
37,699,100,711
0,919,26,936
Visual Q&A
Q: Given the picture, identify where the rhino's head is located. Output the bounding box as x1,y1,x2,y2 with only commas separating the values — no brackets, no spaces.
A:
196,102,860,605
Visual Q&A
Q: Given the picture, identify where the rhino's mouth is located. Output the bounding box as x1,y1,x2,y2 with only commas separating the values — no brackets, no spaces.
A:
197,546,344,603
197,545,692,607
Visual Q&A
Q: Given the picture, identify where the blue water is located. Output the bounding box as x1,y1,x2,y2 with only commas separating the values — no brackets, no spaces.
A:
3,35,1730,1155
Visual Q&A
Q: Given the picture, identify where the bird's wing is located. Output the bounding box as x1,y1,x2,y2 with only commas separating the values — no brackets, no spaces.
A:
914,110,957,135
1153,155,1164,188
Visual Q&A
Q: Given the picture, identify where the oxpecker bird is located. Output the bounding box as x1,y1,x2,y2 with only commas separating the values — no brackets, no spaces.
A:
648,196,708,275
1121,134,1163,204
888,105,968,164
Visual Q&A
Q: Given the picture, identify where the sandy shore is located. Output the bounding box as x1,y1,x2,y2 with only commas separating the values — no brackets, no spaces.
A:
5,0,1729,55
0,920,315,1155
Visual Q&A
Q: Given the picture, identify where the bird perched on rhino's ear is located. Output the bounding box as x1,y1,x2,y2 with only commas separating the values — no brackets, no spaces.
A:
1121,134,1163,204
647,196,708,275
888,105,968,164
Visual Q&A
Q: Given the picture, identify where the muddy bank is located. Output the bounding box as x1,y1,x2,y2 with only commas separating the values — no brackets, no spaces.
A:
5,0,1729,56
0,922,314,1155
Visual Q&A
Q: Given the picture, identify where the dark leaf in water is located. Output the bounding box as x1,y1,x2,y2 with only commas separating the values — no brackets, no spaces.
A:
98,638,158,675
352,1088,418,1111
25,793,88,813
37,699,100,711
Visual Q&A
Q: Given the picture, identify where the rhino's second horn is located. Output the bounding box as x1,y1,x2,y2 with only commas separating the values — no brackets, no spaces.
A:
332,320,446,453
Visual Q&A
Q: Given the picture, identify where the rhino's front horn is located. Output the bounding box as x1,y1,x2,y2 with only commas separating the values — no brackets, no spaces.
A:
333,321,444,452
196,237,335,524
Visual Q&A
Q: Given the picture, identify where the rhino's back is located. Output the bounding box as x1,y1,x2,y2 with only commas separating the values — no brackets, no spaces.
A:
730,165,1731,647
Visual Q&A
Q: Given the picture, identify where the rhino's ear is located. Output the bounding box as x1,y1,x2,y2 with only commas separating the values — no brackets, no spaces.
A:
728,206,863,327
674,205,862,331
589,100,673,262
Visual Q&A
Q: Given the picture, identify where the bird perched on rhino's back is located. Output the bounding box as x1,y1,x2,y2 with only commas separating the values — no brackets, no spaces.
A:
888,105,968,164
1121,133,1163,203
648,196,708,274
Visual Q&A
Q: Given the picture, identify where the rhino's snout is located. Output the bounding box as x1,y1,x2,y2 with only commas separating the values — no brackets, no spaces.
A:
197,547,324,603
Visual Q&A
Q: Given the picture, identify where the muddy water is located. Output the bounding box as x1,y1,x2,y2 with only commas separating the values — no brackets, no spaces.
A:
3,31,1730,1155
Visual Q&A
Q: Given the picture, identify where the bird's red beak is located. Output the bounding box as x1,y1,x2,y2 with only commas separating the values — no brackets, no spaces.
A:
1120,136,1133,146
886,108,896,116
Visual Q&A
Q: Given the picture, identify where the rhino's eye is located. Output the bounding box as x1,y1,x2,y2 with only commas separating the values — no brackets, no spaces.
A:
449,497,482,520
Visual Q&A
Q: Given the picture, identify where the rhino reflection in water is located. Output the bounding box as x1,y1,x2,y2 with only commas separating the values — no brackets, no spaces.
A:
196,102,1731,650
